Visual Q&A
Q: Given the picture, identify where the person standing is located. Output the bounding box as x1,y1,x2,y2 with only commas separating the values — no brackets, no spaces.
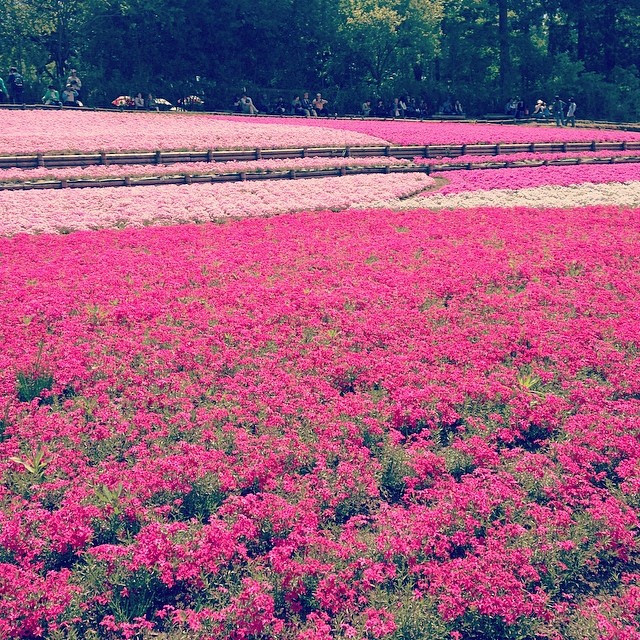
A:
66,69,82,101
0,75,8,102
566,97,577,127
7,67,24,104
552,95,566,127
392,97,407,118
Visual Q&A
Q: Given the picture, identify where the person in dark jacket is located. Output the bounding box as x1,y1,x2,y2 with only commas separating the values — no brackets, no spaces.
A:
300,92,316,117
552,95,566,127
0,76,8,102
7,67,24,104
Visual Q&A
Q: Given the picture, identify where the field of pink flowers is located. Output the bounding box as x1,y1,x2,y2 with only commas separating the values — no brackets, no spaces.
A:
2,205,640,639
2,110,640,155
0,111,385,155
0,173,435,235
2,113,640,640
425,162,640,194
219,115,640,145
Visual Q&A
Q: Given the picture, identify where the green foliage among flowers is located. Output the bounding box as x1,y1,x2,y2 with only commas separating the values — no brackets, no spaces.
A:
1,201,639,638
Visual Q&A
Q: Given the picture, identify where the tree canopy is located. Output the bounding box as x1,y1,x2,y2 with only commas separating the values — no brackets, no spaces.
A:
1,0,639,119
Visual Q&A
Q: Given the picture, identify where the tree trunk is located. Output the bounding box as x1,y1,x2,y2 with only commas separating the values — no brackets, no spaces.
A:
602,3,617,75
576,8,586,61
498,0,509,99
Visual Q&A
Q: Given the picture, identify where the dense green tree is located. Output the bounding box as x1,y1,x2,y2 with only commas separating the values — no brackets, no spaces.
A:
336,0,443,92
0,0,638,118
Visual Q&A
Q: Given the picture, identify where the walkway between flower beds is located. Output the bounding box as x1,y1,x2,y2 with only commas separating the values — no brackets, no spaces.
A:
2,154,639,191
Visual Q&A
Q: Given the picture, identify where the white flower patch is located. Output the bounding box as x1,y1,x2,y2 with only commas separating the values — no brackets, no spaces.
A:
376,181,640,210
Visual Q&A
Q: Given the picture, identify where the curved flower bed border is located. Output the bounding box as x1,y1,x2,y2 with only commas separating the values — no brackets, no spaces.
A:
0,172,436,236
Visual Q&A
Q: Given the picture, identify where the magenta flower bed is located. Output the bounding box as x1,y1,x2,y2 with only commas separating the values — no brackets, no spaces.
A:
426,162,640,194
219,115,640,145
1,206,639,638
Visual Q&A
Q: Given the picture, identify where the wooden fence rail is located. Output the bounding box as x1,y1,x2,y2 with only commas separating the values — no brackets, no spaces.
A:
2,154,638,192
1,141,640,170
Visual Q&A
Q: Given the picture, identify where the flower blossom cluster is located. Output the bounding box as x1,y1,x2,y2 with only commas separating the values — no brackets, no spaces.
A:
426,162,640,194
0,172,434,235
405,162,640,210
407,181,640,210
2,112,640,639
347,163,640,211
219,114,640,145
0,111,385,155
2,110,639,156
1,204,639,638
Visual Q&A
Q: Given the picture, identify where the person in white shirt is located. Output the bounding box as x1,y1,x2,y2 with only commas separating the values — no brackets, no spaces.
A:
566,98,577,127
66,69,82,100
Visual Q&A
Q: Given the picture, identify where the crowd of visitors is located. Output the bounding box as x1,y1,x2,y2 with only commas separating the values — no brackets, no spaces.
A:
233,91,333,117
361,96,464,118
231,92,468,119
0,67,83,106
0,66,580,126
506,95,578,126
39,69,83,107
